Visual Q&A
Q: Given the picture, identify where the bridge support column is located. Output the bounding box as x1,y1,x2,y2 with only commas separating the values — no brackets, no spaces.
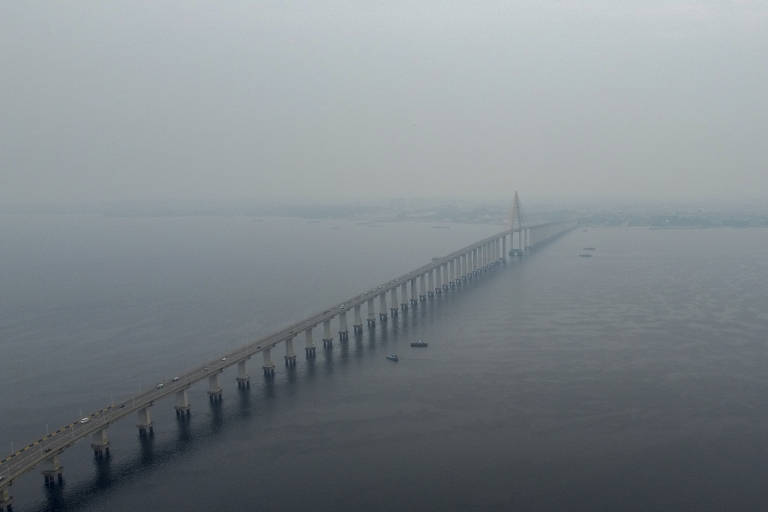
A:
262,348,276,377
435,264,443,294
390,287,399,318
304,328,316,358
208,372,223,402
322,319,333,348
366,298,376,328
91,428,110,458
427,269,434,298
41,455,63,487
285,337,297,366
175,388,191,416
449,259,456,287
353,304,363,334
236,359,250,388
409,279,418,306
400,282,408,311
0,487,12,512
378,293,388,323
137,407,153,437
502,235,507,263
338,311,349,341
419,273,427,302
466,252,472,280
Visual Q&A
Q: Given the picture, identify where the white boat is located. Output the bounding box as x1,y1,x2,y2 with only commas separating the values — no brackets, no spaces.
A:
386,354,399,362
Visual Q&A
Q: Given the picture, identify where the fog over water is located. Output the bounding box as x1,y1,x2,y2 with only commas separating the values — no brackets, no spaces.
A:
2,216,768,511
2,1,768,510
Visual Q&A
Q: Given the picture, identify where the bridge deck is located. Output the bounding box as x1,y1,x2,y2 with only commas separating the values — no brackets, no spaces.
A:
0,222,574,490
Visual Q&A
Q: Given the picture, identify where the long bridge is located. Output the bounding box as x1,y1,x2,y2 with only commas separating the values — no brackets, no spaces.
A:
0,215,575,511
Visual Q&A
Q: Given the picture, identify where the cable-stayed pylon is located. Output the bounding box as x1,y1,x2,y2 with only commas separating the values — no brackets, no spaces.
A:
508,191,526,254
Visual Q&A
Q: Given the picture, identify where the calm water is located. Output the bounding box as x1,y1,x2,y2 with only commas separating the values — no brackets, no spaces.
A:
2,216,768,511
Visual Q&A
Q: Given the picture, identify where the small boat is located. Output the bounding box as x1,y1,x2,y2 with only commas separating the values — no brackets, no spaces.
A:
386,354,399,362
578,253,593,258
410,339,428,348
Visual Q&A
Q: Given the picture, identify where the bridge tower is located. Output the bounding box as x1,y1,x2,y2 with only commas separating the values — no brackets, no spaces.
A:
509,191,525,257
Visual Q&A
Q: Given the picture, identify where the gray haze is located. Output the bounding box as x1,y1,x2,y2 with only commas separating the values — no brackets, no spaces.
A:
1,1,766,205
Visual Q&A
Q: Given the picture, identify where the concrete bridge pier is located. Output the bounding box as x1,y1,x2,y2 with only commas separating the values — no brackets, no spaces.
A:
338,311,349,341
390,287,399,318
91,428,110,459
449,259,456,288
304,328,316,358
236,359,250,388
427,270,434,298
137,407,153,437
208,372,223,402
175,388,191,416
419,274,427,302
353,304,363,334
502,235,507,263
41,455,63,487
322,319,333,348
378,293,388,323
0,487,12,512
400,282,409,311
409,278,418,306
262,348,276,377
366,298,376,328
285,337,297,367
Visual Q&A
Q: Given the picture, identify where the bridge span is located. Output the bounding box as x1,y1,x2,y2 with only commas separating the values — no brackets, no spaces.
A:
0,220,575,511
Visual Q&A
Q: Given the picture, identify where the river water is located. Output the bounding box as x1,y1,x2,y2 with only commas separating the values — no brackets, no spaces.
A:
1,216,768,511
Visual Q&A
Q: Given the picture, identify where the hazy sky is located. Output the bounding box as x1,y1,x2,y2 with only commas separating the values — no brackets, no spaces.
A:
1,1,766,205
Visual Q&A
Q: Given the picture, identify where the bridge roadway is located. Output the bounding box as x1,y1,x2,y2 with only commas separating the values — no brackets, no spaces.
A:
0,221,575,507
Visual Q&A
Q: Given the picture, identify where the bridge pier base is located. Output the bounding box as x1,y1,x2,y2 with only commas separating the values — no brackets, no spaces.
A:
262,348,276,378
285,337,297,366
409,298,418,307
208,372,223,402
175,389,192,416
366,318,375,328
41,455,63,487
338,330,349,342
401,302,408,312
305,346,316,359
236,359,250,389
378,313,387,323
390,307,398,319
0,487,12,512
427,290,434,298
137,407,153,437
419,294,426,302
91,429,110,459
322,338,333,349
353,324,363,334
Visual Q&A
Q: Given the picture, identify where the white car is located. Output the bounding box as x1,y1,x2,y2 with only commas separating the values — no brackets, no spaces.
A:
221,357,227,362
79,417,90,424
156,383,164,389
172,376,180,382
